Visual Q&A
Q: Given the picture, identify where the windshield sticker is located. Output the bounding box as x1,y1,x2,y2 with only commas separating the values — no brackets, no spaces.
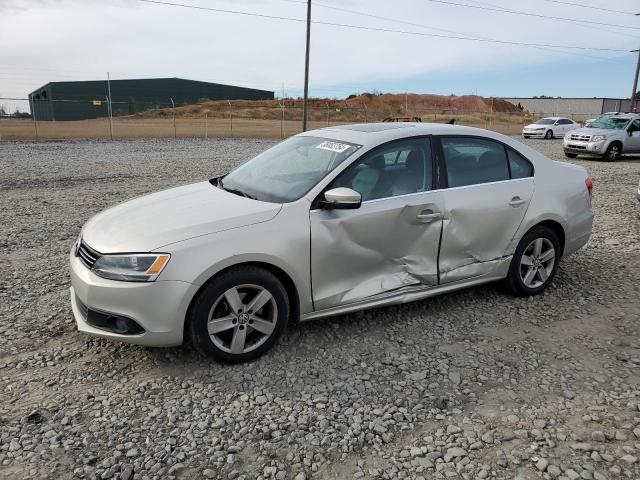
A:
316,141,351,153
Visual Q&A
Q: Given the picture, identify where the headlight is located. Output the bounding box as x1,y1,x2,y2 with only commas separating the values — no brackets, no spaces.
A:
92,254,170,282
591,135,607,142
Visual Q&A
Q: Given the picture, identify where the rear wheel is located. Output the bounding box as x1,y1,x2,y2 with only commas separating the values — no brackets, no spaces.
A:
564,151,578,158
187,266,289,363
544,130,553,140
603,142,621,162
506,226,560,296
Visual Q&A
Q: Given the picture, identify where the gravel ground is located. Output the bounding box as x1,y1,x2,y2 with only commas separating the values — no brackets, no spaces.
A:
1,137,639,480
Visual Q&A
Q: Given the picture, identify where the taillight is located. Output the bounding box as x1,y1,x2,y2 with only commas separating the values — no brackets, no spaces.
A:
585,176,593,197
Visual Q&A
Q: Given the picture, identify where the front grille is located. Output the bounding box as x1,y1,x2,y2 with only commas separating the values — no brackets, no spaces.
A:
76,240,101,269
568,144,587,150
570,133,591,142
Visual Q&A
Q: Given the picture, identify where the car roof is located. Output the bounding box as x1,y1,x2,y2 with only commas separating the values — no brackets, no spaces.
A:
298,122,515,147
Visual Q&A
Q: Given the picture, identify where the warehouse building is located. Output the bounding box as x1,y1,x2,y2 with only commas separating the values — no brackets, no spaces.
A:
501,97,632,120
28,77,274,121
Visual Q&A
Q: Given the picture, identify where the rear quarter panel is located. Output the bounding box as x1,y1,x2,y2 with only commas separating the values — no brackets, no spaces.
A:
513,155,593,256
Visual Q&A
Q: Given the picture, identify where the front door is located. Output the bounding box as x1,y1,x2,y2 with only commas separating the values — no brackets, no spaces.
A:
437,136,535,283
310,137,444,310
626,119,640,153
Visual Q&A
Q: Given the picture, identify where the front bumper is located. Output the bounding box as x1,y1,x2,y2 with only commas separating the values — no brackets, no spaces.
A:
69,247,196,347
522,130,547,138
563,140,606,155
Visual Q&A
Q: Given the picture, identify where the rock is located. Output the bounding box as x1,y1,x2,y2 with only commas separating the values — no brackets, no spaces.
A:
203,469,217,479
565,469,580,480
448,372,461,385
536,458,549,472
255,395,268,405
446,425,462,435
619,455,637,464
24,410,43,425
547,464,562,478
591,431,605,442
446,447,466,458
571,442,593,451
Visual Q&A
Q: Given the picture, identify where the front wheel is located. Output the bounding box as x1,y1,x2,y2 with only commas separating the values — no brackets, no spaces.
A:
603,143,621,162
506,226,560,296
187,266,290,363
544,130,553,140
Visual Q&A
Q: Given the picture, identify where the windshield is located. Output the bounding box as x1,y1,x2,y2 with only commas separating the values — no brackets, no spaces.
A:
218,136,361,203
587,116,631,130
534,118,555,125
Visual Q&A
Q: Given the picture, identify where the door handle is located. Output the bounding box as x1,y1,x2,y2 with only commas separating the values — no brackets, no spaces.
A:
509,196,526,207
416,210,442,223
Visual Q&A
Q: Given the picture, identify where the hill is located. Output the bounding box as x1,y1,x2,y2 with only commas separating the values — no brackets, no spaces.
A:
132,93,520,122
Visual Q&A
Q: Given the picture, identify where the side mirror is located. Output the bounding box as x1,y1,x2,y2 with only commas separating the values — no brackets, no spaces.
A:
554,121,560,126
321,187,361,210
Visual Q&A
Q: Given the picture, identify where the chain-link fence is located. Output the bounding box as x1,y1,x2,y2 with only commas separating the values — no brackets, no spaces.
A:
0,97,602,142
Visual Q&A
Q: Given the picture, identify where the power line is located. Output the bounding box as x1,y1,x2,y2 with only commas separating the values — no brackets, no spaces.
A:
424,0,640,30
137,0,631,52
539,0,639,16
276,0,631,60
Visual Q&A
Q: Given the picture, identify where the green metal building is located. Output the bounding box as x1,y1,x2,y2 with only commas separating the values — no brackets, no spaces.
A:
28,77,274,121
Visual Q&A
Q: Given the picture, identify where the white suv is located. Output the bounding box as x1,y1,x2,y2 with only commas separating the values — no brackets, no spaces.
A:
563,114,640,161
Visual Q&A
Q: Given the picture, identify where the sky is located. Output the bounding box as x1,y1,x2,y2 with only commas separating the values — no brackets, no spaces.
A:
1,0,639,114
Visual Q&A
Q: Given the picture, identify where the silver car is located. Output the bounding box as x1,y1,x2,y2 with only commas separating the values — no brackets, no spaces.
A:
70,123,594,362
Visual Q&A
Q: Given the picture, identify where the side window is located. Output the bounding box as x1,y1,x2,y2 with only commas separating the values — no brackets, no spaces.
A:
331,138,433,201
441,137,510,188
507,148,533,179
629,119,640,133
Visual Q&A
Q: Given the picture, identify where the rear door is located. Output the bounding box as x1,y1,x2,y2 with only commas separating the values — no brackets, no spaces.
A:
310,136,444,310
436,136,535,283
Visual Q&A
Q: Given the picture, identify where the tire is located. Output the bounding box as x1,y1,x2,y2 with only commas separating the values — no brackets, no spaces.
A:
544,130,553,140
602,142,621,162
187,266,289,363
506,226,561,297
564,152,578,159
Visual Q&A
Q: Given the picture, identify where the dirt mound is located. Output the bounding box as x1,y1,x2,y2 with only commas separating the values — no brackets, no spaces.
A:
132,93,519,122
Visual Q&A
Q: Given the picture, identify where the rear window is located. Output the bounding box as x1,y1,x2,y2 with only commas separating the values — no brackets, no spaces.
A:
441,137,510,188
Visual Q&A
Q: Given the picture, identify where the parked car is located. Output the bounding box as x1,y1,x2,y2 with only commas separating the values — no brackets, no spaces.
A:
522,117,580,139
563,113,640,161
70,123,594,362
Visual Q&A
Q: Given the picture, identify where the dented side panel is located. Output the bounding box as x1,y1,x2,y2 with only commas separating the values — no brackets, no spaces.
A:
310,192,444,310
439,178,535,283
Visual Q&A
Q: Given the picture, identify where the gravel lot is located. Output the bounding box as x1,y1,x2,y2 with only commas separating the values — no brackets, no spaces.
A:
1,136,640,480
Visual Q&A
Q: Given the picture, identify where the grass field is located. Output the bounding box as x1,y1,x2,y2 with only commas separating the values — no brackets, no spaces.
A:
0,114,528,141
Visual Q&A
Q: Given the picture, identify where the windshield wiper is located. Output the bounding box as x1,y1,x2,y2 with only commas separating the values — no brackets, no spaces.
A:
216,177,257,200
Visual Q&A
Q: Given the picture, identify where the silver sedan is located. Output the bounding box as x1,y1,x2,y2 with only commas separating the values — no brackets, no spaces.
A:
70,123,594,362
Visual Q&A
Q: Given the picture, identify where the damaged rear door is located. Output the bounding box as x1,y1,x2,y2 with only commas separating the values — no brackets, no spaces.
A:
310,136,444,310
436,136,535,283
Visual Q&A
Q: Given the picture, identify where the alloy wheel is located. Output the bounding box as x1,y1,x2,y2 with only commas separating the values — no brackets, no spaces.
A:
608,144,620,160
207,284,278,354
519,238,556,289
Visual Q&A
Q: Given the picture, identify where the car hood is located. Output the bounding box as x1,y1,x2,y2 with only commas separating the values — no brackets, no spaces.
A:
82,181,282,253
523,123,548,129
575,127,619,137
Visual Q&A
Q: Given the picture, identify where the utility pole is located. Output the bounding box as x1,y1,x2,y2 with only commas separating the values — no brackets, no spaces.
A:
631,48,640,112
302,0,311,132
170,97,176,138
106,72,114,140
